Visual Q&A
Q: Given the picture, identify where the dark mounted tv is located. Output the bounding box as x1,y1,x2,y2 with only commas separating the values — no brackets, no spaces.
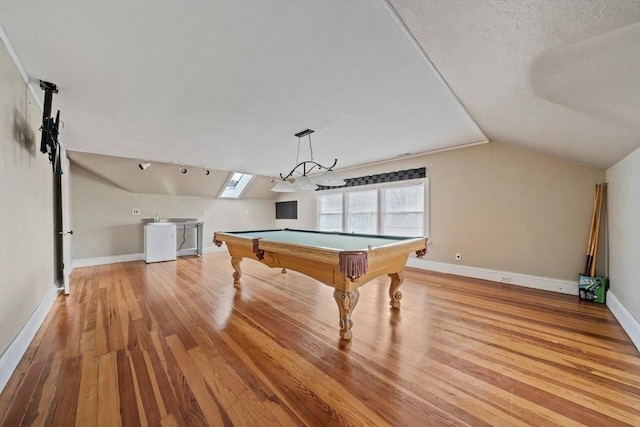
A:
39,80,63,174
275,201,297,219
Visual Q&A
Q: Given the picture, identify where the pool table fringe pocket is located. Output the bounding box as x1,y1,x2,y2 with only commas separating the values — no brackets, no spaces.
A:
339,251,368,281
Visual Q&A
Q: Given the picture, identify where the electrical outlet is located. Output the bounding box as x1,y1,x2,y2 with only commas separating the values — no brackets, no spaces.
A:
455,253,461,261
501,276,512,283
132,208,140,215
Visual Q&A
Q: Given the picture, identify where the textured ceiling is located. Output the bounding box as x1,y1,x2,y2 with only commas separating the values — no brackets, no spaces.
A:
1,0,638,198
0,0,485,180
390,0,640,168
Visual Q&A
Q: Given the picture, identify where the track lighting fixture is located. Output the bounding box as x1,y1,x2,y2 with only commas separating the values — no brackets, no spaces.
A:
138,161,151,170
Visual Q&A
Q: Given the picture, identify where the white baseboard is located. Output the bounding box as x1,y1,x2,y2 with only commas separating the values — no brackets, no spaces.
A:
406,258,577,295
204,244,227,254
72,253,144,268
606,291,640,352
73,246,228,268
0,285,58,393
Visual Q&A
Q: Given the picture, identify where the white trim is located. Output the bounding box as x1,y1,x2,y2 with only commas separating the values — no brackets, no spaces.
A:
0,286,58,393
0,23,43,110
177,245,228,256
406,257,577,295
73,253,144,268
606,291,640,352
335,140,489,174
204,244,228,253
72,246,229,268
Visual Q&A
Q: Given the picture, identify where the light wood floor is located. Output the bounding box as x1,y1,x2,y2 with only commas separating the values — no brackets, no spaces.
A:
1,253,638,426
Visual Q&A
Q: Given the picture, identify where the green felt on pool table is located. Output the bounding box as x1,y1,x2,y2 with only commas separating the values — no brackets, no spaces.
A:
231,230,416,251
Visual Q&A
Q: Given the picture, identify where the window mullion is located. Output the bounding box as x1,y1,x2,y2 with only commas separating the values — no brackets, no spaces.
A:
377,187,382,234
342,192,347,232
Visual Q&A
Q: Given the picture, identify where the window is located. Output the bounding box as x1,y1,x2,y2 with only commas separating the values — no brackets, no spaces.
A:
382,184,424,236
316,180,427,237
346,189,377,234
317,193,343,231
218,172,254,199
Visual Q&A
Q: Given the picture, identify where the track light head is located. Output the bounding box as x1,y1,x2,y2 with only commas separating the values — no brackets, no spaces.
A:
138,161,151,170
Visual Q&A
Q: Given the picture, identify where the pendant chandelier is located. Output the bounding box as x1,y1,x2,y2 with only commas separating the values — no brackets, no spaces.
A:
271,129,346,192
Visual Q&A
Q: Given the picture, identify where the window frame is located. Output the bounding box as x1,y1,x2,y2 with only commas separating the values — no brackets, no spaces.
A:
315,178,429,238
217,172,254,199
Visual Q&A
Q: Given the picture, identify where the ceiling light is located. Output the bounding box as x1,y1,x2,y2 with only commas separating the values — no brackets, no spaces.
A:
271,129,345,192
271,180,296,192
203,168,210,175
180,166,188,174
313,169,345,186
291,175,318,190
138,161,151,170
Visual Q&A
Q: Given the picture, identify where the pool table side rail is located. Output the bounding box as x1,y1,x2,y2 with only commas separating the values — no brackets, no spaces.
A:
221,228,423,242
213,231,428,283
214,231,426,259
215,230,426,252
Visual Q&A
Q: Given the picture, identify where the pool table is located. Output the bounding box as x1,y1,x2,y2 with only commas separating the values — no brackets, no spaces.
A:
213,229,427,340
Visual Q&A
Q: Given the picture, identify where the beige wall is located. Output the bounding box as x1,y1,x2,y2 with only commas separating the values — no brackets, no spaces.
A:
0,41,55,357
606,147,640,322
71,162,276,260
278,142,605,281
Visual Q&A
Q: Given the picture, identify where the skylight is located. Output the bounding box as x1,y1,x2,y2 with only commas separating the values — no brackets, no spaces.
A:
219,172,254,199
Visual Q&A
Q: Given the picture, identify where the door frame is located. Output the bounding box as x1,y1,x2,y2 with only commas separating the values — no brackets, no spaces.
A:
54,143,72,294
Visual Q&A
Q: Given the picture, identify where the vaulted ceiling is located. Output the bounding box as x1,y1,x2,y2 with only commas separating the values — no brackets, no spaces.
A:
392,0,640,168
1,0,638,191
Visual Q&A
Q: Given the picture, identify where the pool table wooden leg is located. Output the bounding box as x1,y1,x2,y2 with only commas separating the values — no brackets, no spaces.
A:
231,256,242,288
333,289,360,340
388,272,404,308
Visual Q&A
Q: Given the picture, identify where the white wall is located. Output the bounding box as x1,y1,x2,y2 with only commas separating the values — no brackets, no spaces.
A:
71,162,276,261
278,142,605,283
606,147,640,323
275,190,315,230
0,40,56,372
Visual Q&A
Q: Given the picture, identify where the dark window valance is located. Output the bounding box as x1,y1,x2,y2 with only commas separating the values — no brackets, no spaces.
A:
316,167,426,191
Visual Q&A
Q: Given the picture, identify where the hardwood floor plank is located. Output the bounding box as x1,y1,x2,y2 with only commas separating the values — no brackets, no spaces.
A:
147,330,181,417
1,254,638,426
155,333,211,426
165,335,232,426
49,355,82,426
97,352,121,427
74,354,98,427
26,351,64,426
0,357,46,426
116,349,142,427
130,349,163,424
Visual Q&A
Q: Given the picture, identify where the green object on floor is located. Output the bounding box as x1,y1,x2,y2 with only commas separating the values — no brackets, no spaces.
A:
578,274,607,304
